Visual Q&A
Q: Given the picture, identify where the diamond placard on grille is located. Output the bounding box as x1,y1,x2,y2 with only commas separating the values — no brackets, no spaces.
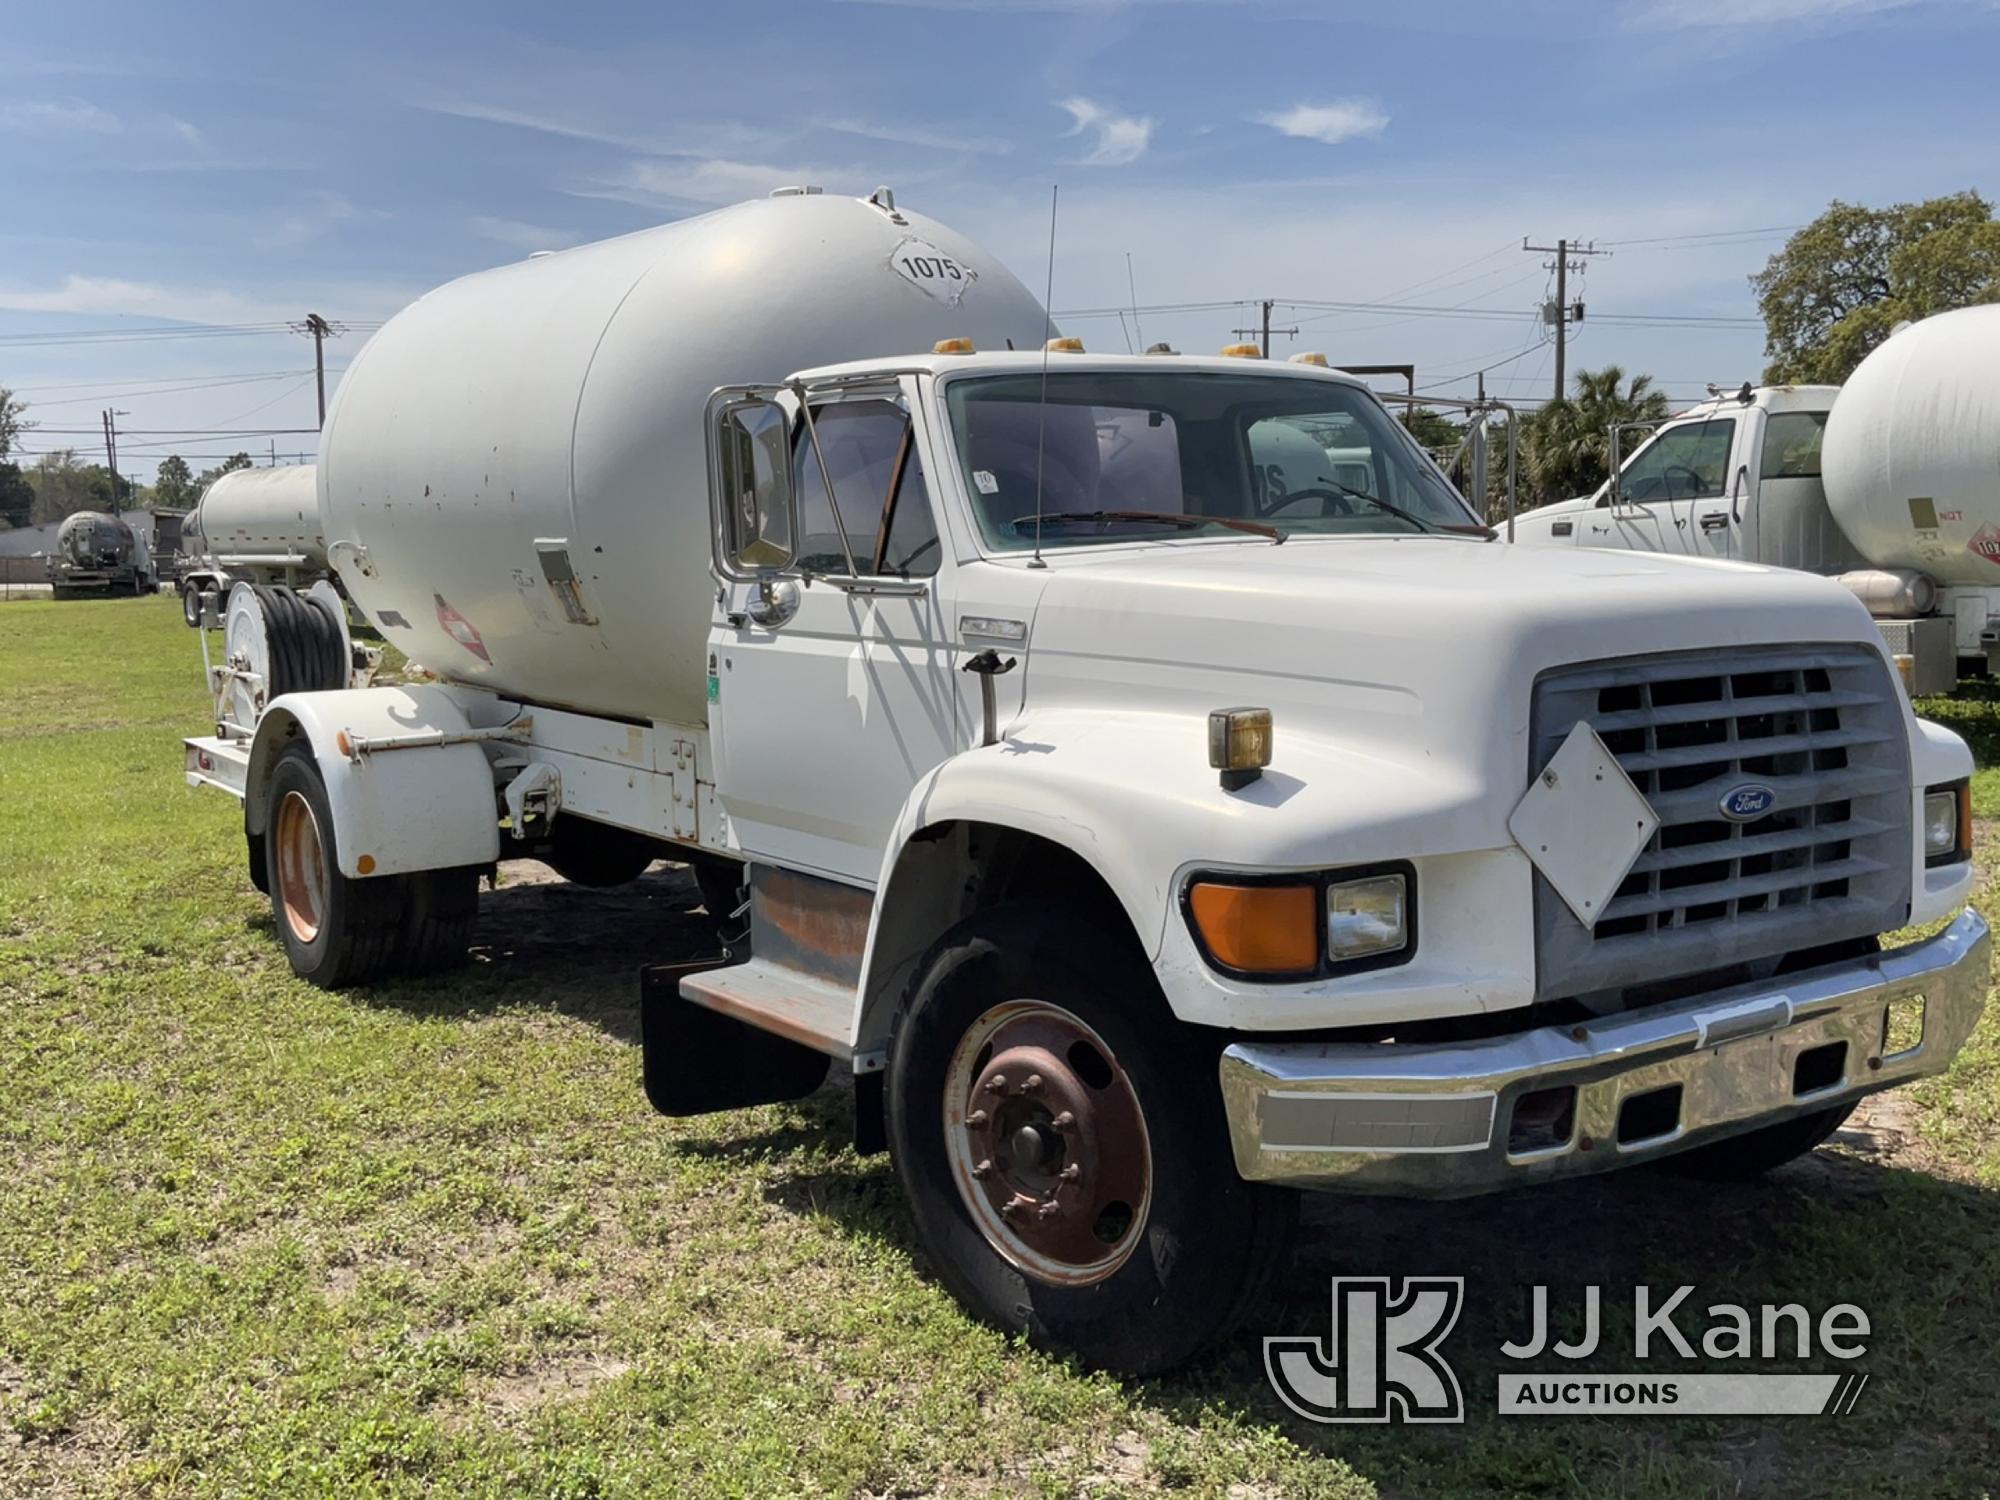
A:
1510,722,1660,927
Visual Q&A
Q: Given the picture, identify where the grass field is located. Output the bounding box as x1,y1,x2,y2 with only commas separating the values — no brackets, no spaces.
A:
5,596,2000,1497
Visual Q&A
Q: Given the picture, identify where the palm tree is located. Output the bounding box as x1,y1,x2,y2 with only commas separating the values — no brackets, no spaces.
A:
1522,365,1673,503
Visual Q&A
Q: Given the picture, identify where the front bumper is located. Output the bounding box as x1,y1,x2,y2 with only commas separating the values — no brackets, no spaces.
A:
1218,908,1989,1196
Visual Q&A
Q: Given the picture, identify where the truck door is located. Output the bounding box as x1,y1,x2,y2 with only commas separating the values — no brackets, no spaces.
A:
706,383,958,885
1688,414,1752,561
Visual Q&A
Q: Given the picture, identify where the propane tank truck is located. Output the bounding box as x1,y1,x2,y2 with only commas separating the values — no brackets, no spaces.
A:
179,464,329,625
180,186,1989,1375
49,509,152,598
1512,304,2000,694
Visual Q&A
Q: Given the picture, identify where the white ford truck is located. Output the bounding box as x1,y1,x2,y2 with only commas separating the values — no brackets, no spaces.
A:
182,189,1988,1374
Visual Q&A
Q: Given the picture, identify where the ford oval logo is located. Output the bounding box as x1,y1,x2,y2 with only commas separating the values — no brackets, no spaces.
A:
1720,784,1776,822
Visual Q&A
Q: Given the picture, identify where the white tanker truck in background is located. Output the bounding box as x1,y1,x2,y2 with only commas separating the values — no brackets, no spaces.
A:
1513,305,2000,695
179,187,1988,1374
179,464,330,622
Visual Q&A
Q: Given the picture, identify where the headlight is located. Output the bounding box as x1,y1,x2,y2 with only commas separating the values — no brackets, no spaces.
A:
1183,863,1416,979
1327,873,1409,960
1924,781,1970,867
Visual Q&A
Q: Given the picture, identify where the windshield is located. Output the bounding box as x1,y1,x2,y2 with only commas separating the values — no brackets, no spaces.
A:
944,371,1479,550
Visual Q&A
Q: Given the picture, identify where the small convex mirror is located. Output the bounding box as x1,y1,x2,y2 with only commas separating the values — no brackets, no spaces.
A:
719,399,796,570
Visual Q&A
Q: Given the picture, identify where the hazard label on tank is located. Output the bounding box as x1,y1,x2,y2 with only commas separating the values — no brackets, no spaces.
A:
1970,525,2000,567
891,238,978,306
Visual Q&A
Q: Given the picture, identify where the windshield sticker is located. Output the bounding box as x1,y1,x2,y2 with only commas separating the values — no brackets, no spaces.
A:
973,469,999,494
891,237,978,306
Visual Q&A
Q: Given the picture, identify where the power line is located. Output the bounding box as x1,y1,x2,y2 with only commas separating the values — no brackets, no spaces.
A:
1599,225,1801,248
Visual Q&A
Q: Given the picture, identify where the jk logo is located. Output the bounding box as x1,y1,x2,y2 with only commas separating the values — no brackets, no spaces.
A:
1265,1277,1466,1424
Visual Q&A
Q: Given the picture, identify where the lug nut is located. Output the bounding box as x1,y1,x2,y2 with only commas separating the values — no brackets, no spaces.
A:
966,1109,988,1128
999,1199,1022,1220
1022,1073,1044,1093
985,1074,1008,1094
1037,1202,1061,1221
1058,1163,1081,1182
1052,1111,1075,1131
971,1159,992,1179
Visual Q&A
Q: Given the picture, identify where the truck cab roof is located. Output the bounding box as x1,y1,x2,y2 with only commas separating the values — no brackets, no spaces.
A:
788,349,1379,389
1666,383,1841,423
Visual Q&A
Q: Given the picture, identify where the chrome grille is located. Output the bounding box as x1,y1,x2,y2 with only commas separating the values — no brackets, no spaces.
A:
1531,644,1911,1001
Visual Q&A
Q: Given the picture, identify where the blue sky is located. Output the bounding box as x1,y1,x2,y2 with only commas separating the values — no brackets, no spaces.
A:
2,0,1997,481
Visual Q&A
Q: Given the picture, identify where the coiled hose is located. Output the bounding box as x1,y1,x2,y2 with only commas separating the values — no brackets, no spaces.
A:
254,584,347,697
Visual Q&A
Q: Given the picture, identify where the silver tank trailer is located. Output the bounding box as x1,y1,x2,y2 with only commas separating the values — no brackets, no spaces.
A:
183,464,325,582
317,189,1051,726
1825,305,2000,587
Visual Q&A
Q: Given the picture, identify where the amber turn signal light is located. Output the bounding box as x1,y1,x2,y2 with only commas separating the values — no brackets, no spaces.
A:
1187,881,1318,975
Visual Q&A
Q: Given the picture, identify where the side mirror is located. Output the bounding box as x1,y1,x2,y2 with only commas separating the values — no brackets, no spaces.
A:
715,397,796,572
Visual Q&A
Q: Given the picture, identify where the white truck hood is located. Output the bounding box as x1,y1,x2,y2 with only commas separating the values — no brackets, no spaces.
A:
1012,536,1892,846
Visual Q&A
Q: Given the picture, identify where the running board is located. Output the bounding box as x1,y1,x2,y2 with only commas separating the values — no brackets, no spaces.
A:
678,956,857,1061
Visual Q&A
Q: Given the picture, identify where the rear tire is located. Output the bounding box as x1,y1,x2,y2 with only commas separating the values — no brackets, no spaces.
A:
264,744,406,987
399,867,479,975
1664,1102,1857,1180
886,903,1295,1375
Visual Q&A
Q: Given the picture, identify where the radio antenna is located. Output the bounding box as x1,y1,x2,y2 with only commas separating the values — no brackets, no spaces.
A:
1029,183,1059,569
1126,251,1144,351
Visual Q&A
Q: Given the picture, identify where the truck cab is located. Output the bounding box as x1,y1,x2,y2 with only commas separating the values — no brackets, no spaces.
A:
1512,385,1856,572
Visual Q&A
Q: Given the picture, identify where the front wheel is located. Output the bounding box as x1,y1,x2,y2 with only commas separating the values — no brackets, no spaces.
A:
886,904,1295,1375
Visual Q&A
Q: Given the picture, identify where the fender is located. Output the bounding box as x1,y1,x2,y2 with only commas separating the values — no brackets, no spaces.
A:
246,685,502,879
851,732,1164,1063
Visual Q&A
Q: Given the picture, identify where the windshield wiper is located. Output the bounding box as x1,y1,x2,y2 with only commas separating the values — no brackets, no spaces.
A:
1008,510,1285,544
1315,478,1437,534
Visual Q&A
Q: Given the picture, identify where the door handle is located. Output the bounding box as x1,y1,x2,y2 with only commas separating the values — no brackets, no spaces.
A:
1700,513,1729,531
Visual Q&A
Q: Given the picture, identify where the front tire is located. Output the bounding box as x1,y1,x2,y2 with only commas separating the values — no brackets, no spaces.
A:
264,745,407,987
886,903,1294,1375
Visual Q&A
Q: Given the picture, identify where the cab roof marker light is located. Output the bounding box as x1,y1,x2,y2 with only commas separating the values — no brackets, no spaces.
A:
933,337,976,355
1289,351,1330,367
1144,342,1179,355
1208,706,1272,791
1045,336,1086,353
1221,343,1262,359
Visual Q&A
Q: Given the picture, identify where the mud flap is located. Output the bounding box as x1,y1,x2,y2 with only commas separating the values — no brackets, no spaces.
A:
639,958,831,1117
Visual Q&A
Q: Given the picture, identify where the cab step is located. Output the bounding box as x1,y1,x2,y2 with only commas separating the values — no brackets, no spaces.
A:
678,956,856,1060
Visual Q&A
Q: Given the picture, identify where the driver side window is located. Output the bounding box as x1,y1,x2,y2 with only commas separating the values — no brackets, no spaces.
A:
1611,419,1736,504
792,400,941,578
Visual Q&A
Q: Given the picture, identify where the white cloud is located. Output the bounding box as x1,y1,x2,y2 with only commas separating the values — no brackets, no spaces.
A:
1625,0,1920,25
255,192,373,251
469,215,582,252
0,274,282,321
0,98,121,136
815,117,1012,155
1255,100,1389,146
1058,97,1154,167
582,157,855,209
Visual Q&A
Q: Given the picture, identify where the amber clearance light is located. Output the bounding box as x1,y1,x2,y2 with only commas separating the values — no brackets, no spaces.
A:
1186,881,1318,975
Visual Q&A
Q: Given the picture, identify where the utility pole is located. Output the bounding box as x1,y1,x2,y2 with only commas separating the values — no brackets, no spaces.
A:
291,312,343,426
1522,238,1608,402
1232,299,1299,359
101,408,128,515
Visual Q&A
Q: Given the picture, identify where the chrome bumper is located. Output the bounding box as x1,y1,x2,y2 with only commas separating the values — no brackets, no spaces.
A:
1218,909,1990,1196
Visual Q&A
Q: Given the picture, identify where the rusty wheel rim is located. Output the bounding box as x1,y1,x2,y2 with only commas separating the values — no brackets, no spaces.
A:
943,1000,1153,1286
275,790,327,945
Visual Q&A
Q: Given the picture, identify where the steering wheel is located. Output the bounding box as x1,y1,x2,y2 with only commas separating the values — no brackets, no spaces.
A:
1662,464,1706,500
1262,485,1358,518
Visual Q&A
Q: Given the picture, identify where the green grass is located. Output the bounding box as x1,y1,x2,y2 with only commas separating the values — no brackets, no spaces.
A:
5,596,2000,1496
